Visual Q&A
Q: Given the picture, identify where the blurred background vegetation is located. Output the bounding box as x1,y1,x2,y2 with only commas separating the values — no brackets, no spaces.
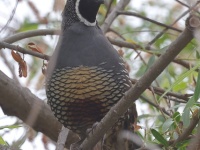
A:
0,0,199,149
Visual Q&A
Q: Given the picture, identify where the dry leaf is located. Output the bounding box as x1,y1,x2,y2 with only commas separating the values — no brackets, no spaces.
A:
21,60,27,77
11,50,28,78
18,61,27,78
11,50,23,63
28,42,43,54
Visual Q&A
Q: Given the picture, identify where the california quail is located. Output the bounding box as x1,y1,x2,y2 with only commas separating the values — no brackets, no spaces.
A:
46,0,136,148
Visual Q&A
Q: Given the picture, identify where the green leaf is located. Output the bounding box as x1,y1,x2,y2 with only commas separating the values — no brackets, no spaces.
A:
173,112,181,123
172,81,187,92
196,51,200,59
157,115,165,123
182,70,200,127
193,70,200,101
17,18,39,32
151,129,169,147
0,125,22,130
162,118,174,132
159,63,200,101
0,136,7,145
168,104,185,111
175,140,190,149
182,107,190,127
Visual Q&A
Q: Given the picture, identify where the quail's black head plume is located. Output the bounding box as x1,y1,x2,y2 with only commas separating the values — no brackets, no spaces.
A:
46,0,137,149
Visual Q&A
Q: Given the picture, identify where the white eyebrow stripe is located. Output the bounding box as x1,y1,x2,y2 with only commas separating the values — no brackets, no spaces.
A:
75,0,96,26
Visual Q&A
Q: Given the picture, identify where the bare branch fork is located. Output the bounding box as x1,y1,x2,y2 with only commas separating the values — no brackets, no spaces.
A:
101,0,130,33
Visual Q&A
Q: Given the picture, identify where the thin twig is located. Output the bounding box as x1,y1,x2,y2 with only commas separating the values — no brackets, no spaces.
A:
104,0,113,20
131,79,190,102
56,126,69,150
175,0,190,8
147,1,200,47
0,41,50,60
2,29,60,44
0,0,19,33
101,0,130,33
140,95,171,116
117,11,182,32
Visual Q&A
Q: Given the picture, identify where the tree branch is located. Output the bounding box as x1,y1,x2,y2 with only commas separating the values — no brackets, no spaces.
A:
2,29,60,44
0,71,78,148
56,126,69,150
117,11,182,32
101,0,130,33
0,41,50,60
80,19,194,150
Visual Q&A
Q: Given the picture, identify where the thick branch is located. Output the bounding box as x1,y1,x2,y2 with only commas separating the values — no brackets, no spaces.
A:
0,71,78,148
80,21,193,149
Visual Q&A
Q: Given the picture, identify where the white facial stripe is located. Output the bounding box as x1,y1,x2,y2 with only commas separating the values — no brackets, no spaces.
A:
75,0,96,26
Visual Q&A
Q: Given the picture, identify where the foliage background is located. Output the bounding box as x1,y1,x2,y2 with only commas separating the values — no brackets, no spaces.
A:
0,0,199,149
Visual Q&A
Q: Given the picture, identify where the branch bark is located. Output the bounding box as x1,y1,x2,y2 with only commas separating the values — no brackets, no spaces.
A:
0,71,78,148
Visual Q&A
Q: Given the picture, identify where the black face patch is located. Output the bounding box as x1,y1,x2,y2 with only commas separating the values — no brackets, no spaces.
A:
78,0,101,23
